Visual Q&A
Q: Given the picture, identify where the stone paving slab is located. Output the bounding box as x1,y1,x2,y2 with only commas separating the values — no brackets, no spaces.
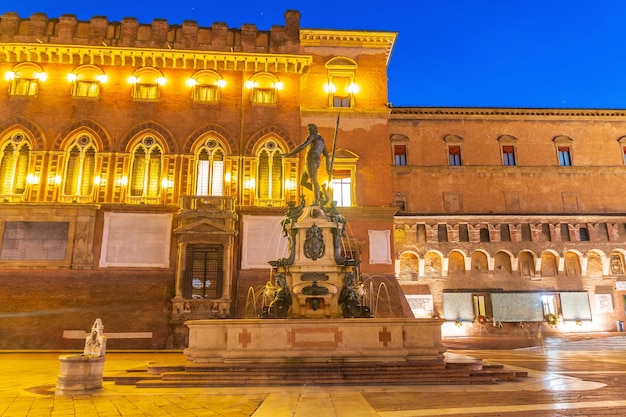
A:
1,335,626,416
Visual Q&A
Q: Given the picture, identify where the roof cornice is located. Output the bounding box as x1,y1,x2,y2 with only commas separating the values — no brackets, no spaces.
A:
300,29,397,66
390,106,626,120
0,43,312,73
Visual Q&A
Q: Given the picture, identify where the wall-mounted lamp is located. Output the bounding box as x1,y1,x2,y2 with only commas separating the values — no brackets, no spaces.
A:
346,83,360,94
96,74,108,83
35,72,48,82
274,81,284,90
324,83,336,93
48,175,61,186
94,176,105,186
216,79,226,88
4,71,15,81
224,172,232,183
245,80,256,89
244,178,255,189
284,179,295,190
67,73,77,82
156,77,167,86
161,178,174,189
127,76,138,84
26,173,40,185
114,176,128,187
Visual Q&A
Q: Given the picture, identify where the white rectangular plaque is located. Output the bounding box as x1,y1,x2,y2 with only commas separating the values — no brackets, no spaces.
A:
368,229,391,264
99,212,172,268
241,215,288,269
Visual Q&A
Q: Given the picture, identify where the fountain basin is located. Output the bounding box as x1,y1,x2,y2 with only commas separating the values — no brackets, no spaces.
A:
184,318,445,363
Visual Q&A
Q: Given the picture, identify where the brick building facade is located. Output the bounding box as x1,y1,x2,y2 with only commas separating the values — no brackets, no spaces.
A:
0,10,624,349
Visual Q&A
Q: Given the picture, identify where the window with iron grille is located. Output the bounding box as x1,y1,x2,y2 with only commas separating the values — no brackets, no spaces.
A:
184,244,223,299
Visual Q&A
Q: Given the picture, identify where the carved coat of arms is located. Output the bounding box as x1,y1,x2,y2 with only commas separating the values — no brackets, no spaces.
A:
303,223,325,261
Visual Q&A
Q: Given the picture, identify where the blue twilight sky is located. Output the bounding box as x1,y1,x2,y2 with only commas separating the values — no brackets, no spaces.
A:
2,0,625,109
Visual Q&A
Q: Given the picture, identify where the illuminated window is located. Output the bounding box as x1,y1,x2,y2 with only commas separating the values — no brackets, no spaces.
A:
541,294,559,316
68,65,107,98
0,132,30,196
129,68,165,101
130,136,163,199
6,62,46,97
329,149,358,207
196,139,225,196
331,170,352,207
393,144,407,166
63,135,96,197
188,70,224,103
257,140,283,203
247,73,281,105
325,57,358,109
472,294,490,319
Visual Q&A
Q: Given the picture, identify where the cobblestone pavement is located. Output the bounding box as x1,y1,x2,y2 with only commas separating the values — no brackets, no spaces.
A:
2,335,626,416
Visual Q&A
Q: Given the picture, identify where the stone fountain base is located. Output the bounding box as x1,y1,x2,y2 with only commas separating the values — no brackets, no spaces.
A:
184,318,445,363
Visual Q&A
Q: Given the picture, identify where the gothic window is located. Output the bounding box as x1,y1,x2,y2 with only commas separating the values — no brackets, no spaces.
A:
257,140,283,203
0,132,30,196
129,136,163,199
63,135,97,198
196,138,225,196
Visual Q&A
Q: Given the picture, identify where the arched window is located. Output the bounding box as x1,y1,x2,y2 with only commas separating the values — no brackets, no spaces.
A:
187,70,225,103
246,73,282,104
129,136,163,201
0,132,30,198
128,67,166,101
196,138,225,196
257,139,283,204
68,65,107,98
62,135,97,200
5,62,46,97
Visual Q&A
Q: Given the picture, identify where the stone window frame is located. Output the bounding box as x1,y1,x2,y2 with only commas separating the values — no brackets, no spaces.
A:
498,135,518,166
553,135,573,167
325,57,358,109
443,134,464,166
